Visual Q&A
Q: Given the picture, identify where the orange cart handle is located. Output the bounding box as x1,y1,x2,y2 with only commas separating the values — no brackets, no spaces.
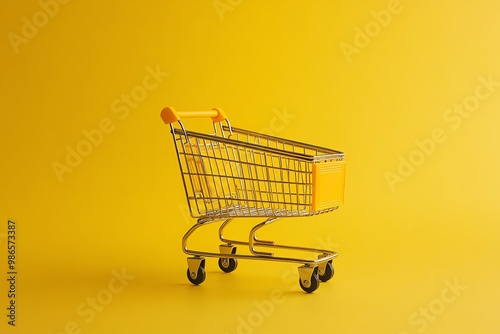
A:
161,107,227,124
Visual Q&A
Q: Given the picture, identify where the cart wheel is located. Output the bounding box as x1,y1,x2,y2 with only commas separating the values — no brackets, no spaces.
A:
218,258,238,273
187,266,206,285
319,261,334,282
299,272,320,293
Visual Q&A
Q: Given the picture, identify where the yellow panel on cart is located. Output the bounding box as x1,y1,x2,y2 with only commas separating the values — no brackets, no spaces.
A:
312,161,346,212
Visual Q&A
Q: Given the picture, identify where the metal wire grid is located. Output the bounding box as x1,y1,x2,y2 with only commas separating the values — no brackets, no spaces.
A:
171,126,343,218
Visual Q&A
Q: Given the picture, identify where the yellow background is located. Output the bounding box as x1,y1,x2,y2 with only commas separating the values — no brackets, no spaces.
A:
1,0,499,333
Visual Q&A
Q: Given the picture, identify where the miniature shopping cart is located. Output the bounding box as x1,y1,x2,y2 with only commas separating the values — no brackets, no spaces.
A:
160,107,346,293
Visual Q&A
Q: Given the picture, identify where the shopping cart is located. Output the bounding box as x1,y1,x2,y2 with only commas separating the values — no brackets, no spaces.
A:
160,107,346,293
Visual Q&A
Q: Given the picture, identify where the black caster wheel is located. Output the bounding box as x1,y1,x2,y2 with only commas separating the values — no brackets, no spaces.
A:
187,265,206,285
299,272,320,293
319,261,334,282
218,258,238,273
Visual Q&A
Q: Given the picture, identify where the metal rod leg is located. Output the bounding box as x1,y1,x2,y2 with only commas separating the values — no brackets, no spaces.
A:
218,218,234,244
249,218,278,256
182,218,218,254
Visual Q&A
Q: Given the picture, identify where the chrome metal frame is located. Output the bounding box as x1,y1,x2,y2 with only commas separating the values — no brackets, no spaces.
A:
182,217,337,265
